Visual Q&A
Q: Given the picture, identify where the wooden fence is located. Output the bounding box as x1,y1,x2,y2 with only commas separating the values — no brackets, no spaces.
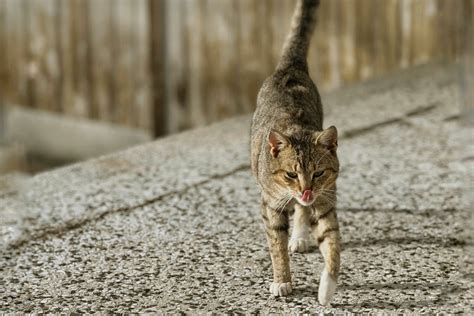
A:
0,0,472,136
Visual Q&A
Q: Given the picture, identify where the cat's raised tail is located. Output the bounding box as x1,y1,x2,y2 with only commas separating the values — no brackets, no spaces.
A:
277,0,320,72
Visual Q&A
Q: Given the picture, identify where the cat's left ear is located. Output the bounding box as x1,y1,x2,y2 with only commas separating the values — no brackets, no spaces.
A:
315,126,338,153
268,129,289,158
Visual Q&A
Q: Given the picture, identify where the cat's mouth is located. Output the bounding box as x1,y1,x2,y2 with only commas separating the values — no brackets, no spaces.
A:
295,190,316,206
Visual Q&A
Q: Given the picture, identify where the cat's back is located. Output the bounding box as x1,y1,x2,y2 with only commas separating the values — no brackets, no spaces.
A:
251,68,323,138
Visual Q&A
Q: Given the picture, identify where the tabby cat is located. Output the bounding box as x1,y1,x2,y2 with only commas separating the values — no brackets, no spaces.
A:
250,0,340,306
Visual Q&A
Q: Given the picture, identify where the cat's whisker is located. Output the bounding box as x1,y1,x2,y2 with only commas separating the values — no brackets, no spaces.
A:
273,190,292,214
271,188,293,215
278,195,293,215
320,190,336,198
320,198,335,208
320,188,336,193
318,192,336,206
276,192,292,213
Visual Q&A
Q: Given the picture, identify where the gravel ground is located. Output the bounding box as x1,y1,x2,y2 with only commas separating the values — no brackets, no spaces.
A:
1,63,472,313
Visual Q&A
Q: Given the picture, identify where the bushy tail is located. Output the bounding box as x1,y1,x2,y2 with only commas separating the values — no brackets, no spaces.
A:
277,0,320,72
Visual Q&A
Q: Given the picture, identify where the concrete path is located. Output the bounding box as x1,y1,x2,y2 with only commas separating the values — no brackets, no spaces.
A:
1,63,472,313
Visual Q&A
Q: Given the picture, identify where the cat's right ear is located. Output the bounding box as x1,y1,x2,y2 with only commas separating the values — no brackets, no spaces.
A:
268,129,289,158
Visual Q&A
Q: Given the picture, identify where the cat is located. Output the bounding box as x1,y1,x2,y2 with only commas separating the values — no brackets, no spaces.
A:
250,0,340,306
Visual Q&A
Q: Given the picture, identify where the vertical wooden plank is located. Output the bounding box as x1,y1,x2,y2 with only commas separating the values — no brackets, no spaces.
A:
270,0,292,68
0,0,3,135
185,0,207,127
197,0,210,126
109,0,122,124
82,0,96,120
68,0,79,115
218,0,240,121
327,0,341,90
337,0,357,85
313,0,332,89
199,0,212,126
260,0,274,75
23,0,36,107
32,0,58,113
32,0,45,111
383,0,403,72
165,0,186,133
52,0,63,112
436,0,448,61
56,0,73,116
0,0,7,107
200,0,240,125
107,0,119,123
371,0,399,77
149,0,167,137
4,0,13,104
356,0,375,80
129,0,140,128
114,0,135,126
69,0,89,117
88,0,110,123
400,0,413,68
133,0,152,131
237,0,267,113
439,0,458,61
372,0,386,76
459,0,474,122
423,0,441,62
453,0,468,62
411,0,428,64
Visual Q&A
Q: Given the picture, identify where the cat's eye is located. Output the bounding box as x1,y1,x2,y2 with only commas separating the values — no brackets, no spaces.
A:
313,170,324,179
286,171,298,179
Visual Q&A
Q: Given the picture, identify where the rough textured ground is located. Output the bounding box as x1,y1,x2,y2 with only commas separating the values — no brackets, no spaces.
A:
1,63,473,313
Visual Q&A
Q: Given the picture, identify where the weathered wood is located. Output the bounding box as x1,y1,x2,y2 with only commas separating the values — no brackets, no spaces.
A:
165,0,187,133
0,0,471,136
149,0,167,137
0,0,6,108
185,0,206,128
459,0,474,124
133,0,152,131
237,0,267,114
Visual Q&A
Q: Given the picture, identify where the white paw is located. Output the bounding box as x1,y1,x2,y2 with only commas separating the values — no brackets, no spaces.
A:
269,282,293,297
318,269,337,306
288,238,310,253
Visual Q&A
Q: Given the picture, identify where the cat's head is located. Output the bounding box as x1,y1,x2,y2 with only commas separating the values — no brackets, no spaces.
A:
268,126,339,206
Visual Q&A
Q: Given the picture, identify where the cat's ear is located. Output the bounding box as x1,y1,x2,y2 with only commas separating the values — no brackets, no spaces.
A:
315,126,338,152
268,129,289,158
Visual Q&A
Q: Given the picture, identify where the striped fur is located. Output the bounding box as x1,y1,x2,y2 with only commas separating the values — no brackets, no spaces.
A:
278,0,320,72
250,0,341,306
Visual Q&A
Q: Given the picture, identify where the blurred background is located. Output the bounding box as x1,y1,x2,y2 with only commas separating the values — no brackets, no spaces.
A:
0,0,472,179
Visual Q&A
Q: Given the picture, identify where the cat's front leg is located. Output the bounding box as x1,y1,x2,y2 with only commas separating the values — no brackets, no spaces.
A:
312,207,341,306
289,204,312,253
261,200,292,296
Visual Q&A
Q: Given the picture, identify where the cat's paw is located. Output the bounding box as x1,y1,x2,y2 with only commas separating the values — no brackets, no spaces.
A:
288,238,310,253
318,269,337,306
269,282,293,297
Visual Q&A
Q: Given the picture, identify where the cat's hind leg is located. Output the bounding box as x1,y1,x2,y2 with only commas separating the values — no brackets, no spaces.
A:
289,204,312,253
312,207,341,306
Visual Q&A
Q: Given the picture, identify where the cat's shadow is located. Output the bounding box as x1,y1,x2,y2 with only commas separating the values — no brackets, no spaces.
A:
297,235,464,254
290,282,459,309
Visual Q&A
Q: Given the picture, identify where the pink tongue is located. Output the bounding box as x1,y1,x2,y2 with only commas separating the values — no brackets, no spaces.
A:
302,190,313,202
